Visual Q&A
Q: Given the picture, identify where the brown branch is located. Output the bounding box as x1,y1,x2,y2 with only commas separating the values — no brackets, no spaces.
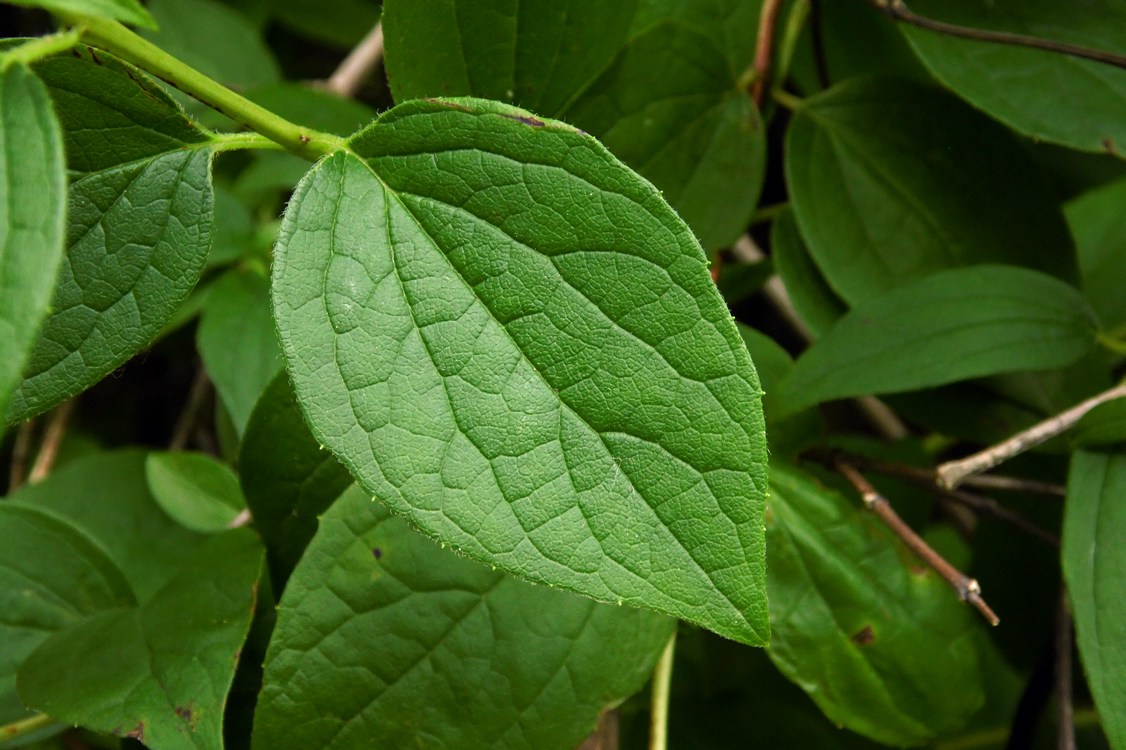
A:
170,367,212,451
864,0,1126,71
814,450,1059,546
325,21,384,98
833,458,1000,625
937,382,1126,489
7,419,36,492
957,473,1066,498
750,0,785,107
28,399,76,484
1057,589,1076,750
576,709,619,750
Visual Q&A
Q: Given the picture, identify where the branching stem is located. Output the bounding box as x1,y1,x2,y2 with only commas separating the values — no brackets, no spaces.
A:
937,382,1126,488
833,458,1000,625
864,0,1126,71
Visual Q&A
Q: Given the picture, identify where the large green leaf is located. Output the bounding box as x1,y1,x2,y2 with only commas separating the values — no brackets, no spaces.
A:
6,0,156,29
197,269,282,435
1064,450,1126,750
240,373,353,586
776,266,1098,416
1066,177,1126,330
253,485,674,750
273,97,769,645
18,529,263,750
383,0,766,253
904,0,1126,156
0,505,134,729
0,64,66,424
765,464,983,746
785,77,1077,304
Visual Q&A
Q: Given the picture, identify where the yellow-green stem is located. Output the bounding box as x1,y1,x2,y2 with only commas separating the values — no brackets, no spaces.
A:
55,15,346,160
0,712,55,741
649,630,677,750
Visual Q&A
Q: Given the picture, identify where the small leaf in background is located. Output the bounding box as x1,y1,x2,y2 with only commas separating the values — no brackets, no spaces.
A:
765,463,983,746
197,269,283,436
18,529,263,750
145,452,246,533
738,324,823,457
776,266,1098,416
1072,397,1126,449
253,485,674,750
33,47,212,175
0,64,66,424
143,0,280,89
785,77,1077,304
1064,451,1126,750
0,505,134,729
1066,177,1126,330
240,373,353,586
6,0,156,29
715,257,773,306
904,0,1126,156
267,0,380,48
770,207,845,338
273,98,769,645
383,0,766,254
208,185,255,268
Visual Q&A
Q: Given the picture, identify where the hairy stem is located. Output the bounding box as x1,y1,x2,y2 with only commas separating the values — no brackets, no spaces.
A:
56,15,346,159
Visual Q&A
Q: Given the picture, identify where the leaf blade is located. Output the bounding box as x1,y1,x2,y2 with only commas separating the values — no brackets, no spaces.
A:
273,98,769,645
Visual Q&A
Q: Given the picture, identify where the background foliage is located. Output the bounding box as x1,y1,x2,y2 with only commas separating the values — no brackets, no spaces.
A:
2,0,1125,749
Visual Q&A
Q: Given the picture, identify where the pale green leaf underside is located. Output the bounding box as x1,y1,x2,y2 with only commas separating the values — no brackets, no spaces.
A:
766,464,983,746
254,485,674,750
0,64,66,424
1064,451,1126,750
777,265,1097,416
7,0,156,29
145,452,245,533
273,97,768,645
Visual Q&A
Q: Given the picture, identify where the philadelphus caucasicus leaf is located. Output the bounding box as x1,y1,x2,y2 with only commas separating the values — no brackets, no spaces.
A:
272,97,770,646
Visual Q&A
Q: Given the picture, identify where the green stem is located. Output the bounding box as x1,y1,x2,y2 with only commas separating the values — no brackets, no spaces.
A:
775,0,811,86
648,630,677,750
750,201,789,226
0,27,84,68
1096,330,1126,356
210,132,286,153
57,15,346,160
772,88,805,111
0,712,55,741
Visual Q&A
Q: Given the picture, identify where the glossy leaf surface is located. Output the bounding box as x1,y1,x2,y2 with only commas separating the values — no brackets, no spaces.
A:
146,452,246,533
777,266,1097,416
785,77,1076,304
765,464,983,746
18,529,263,750
273,97,769,645
905,0,1126,155
240,372,353,584
253,485,674,750
0,64,66,423
1064,451,1126,750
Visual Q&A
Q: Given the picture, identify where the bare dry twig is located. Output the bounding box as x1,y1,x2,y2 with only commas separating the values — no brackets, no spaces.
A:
28,399,76,484
750,0,785,107
1057,588,1076,750
325,22,385,98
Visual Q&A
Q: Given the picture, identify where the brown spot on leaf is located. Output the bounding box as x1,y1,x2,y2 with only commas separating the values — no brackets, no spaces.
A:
175,705,197,729
424,98,473,112
851,625,876,646
372,547,383,560
502,113,545,127
1104,137,1117,155
123,723,145,740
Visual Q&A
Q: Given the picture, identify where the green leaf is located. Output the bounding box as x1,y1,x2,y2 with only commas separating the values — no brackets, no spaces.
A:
208,185,255,268
273,97,769,645
785,77,1077,304
738,325,822,458
6,451,205,600
383,0,766,253
32,46,212,175
143,0,280,89
253,485,674,750
770,207,845,338
246,83,376,137
1072,398,1126,449
7,146,215,423
715,258,772,306
0,505,134,728
240,372,353,585
0,64,66,424
6,0,156,29
197,269,283,436
145,452,246,533
1064,451,1126,750
18,529,263,750
776,266,1098,416
268,0,380,48
904,0,1126,156
1066,177,1126,329
765,463,983,746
